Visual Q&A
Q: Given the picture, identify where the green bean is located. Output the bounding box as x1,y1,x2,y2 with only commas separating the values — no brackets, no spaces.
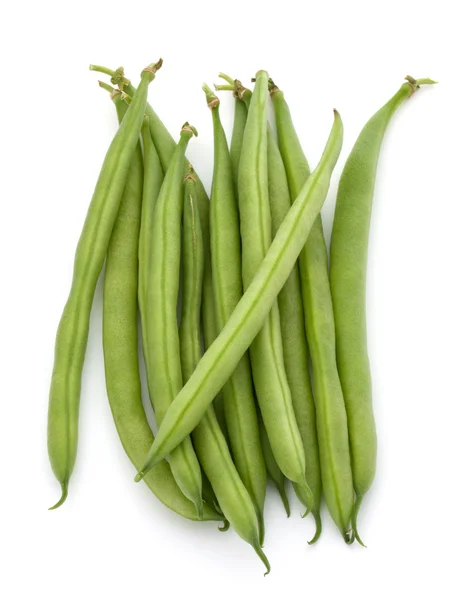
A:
180,168,269,574
224,75,322,537
101,87,220,523
258,417,290,517
224,78,248,197
88,65,217,379
235,71,312,512
270,81,354,542
270,82,354,543
139,115,164,362
215,77,300,524
266,120,322,542
330,76,436,545
144,123,203,516
181,171,228,530
203,84,267,545
47,62,161,509
90,64,228,438
136,110,343,486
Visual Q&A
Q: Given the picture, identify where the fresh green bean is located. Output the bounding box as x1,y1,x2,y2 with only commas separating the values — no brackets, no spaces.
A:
236,71,312,512
101,88,221,522
330,76,436,545
224,75,322,537
135,110,343,485
270,81,354,542
226,81,248,197
47,62,161,509
139,115,164,361
203,84,267,545
145,123,203,516
180,168,269,573
88,65,217,380
266,121,322,541
258,417,290,517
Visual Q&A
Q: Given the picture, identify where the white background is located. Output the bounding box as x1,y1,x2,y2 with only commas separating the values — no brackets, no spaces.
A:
1,0,467,598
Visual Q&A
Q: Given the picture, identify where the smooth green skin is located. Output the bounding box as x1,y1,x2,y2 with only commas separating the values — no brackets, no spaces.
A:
237,71,312,510
258,417,290,517
230,97,248,198
90,64,226,434
136,111,343,485
110,69,228,437
103,97,220,523
267,127,322,541
47,66,156,509
232,82,320,526
205,86,267,544
179,176,269,573
144,126,203,515
330,78,434,544
101,69,218,368
139,116,164,363
271,87,354,542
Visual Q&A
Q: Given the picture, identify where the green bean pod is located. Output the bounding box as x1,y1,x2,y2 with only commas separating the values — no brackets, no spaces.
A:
180,170,270,574
266,124,322,541
258,417,290,517
270,82,354,542
88,65,218,383
102,90,220,523
330,76,436,545
136,110,343,487
229,91,248,197
237,71,312,510
215,78,296,523
144,123,203,516
139,116,164,361
203,84,267,544
47,63,161,509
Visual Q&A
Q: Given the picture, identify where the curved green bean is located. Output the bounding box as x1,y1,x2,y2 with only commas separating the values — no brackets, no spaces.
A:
203,83,267,544
139,115,164,361
47,62,161,509
102,89,220,522
180,169,269,573
271,81,354,542
266,122,322,542
236,71,312,512
136,110,343,485
88,65,218,384
145,123,203,516
330,76,436,545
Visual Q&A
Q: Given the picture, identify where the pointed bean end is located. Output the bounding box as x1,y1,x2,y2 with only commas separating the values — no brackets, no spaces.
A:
49,482,68,510
307,512,322,544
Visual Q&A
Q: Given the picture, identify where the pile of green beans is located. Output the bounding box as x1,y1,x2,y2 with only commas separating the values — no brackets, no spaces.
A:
47,61,435,571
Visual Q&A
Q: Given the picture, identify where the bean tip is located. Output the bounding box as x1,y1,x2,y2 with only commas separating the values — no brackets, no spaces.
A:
48,482,68,510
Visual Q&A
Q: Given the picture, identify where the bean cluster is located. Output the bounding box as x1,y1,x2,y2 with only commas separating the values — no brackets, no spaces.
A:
47,61,435,573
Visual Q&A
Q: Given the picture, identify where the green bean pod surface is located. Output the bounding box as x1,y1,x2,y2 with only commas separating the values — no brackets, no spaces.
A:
136,110,343,482
89,65,219,379
266,124,322,541
237,71,312,510
144,123,203,515
102,92,220,523
204,84,267,544
180,170,270,574
330,76,436,544
270,83,355,542
258,417,291,517
48,63,160,509
139,116,164,361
